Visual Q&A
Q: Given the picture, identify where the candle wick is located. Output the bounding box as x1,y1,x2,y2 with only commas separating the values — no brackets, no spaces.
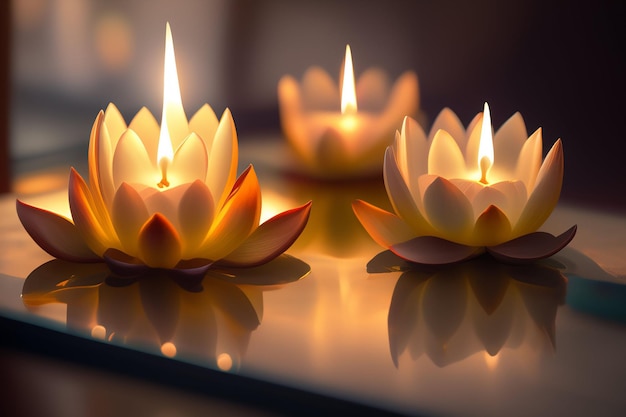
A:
157,158,170,188
479,156,490,185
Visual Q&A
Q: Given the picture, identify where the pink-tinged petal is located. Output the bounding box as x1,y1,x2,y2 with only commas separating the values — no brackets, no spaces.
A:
16,200,100,262
472,205,512,247
515,128,543,191
171,132,208,184
189,104,219,152
137,213,182,269
352,199,416,248
301,66,339,110
87,111,116,235
219,201,312,267
68,168,115,256
422,177,473,241
207,108,238,210
428,108,465,150
428,129,467,179
493,112,528,175
464,113,484,172
200,166,261,261
514,140,564,235
111,183,150,254
390,236,483,265
487,225,577,263
129,106,160,164
178,180,215,255
356,68,389,112
393,116,429,184
103,103,127,149
112,129,157,189
384,148,434,235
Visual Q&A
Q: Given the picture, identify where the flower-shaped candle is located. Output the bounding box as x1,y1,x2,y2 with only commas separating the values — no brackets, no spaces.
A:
17,24,311,276
353,103,576,264
278,45,419,179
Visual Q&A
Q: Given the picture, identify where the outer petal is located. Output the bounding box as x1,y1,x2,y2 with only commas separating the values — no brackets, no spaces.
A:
472,205,512,246
219,201,312,267
428,129,467,179
422,177,474,242
352,199,416,248
171,132,208,184
390,236,483,265
111,182,150,255
488,225,577,263
384,148,434,235
16,200,100,262
514,140,564,235
199,166,261,261
394,116,429,185
207,108,238,210
137,213,182,269
69,168,115,256
178,180,215,256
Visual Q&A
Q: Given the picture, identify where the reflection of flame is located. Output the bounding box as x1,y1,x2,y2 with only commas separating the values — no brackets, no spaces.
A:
383,255,566,367
21,257,309,370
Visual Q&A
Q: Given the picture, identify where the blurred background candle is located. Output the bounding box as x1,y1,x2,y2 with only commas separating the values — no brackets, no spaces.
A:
278,44,419,179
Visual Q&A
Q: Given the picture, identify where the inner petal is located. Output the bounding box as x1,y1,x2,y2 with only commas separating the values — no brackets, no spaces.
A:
428,129,467,179
112,129,158,189
170,132,208,186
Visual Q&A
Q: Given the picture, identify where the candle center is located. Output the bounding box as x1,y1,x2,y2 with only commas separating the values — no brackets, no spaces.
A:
477,102,494,184
341,44,357,115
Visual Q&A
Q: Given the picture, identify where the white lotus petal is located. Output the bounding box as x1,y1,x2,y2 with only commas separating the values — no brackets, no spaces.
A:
470,186,509,221
171,132,208,185
423,177,473,242
428,108,465,149
103,103,127,150
111,182,150,255
493,112,527,174
112,129,157,189
137,213,182,269
207,108,238,210
428,129,467,179
464,113,484,172
472,205,512,247
97,117,116,208
142,183,191,232
87,111,115,235
394,116,429,187
352,199,416,248
178,180,215,256
515,128,543,191
129,106,160,164
514,140,564,235
189,104,219,152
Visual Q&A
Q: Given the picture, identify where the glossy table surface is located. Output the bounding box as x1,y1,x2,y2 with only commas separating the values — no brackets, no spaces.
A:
2,139,626,416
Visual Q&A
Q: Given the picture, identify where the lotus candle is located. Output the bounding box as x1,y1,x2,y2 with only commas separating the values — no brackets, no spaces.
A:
353,103,576,264
278,45,419,179
17,23,311,276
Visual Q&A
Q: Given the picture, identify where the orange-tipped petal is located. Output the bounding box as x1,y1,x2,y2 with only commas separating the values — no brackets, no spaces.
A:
473,205,512,247
129,106,160,163
514,140,564,235
352,199,416,248
390,236,483,265
137,213,182,269
207,108,238,210
428,129,467,179
384,148,433,235
69,168,115,255
171,132,208,184
219,201,312,267
200,165,261,261
178,180,215,255
422,177,473,242
111,182,150,254
16,200,100,262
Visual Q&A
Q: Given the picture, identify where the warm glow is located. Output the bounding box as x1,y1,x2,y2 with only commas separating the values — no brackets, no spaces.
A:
217,353,233,371
341,45,358,114
157,22,181,187
478,102,494,184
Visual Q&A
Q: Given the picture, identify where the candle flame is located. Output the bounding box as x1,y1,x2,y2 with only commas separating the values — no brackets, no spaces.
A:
157,22,181,187
341,44,357,114
478,102,494,184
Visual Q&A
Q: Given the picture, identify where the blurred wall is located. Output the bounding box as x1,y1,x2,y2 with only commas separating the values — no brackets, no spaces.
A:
10,0,626,211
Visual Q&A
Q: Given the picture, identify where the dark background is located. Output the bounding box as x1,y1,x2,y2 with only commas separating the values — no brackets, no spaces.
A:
7,0,626,213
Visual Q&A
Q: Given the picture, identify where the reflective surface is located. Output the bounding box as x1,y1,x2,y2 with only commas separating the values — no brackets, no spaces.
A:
2,139,626,416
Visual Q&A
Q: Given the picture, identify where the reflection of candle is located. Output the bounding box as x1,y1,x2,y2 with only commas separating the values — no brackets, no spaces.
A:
354,104,576,264
17,23,311,274
278,46,419,178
